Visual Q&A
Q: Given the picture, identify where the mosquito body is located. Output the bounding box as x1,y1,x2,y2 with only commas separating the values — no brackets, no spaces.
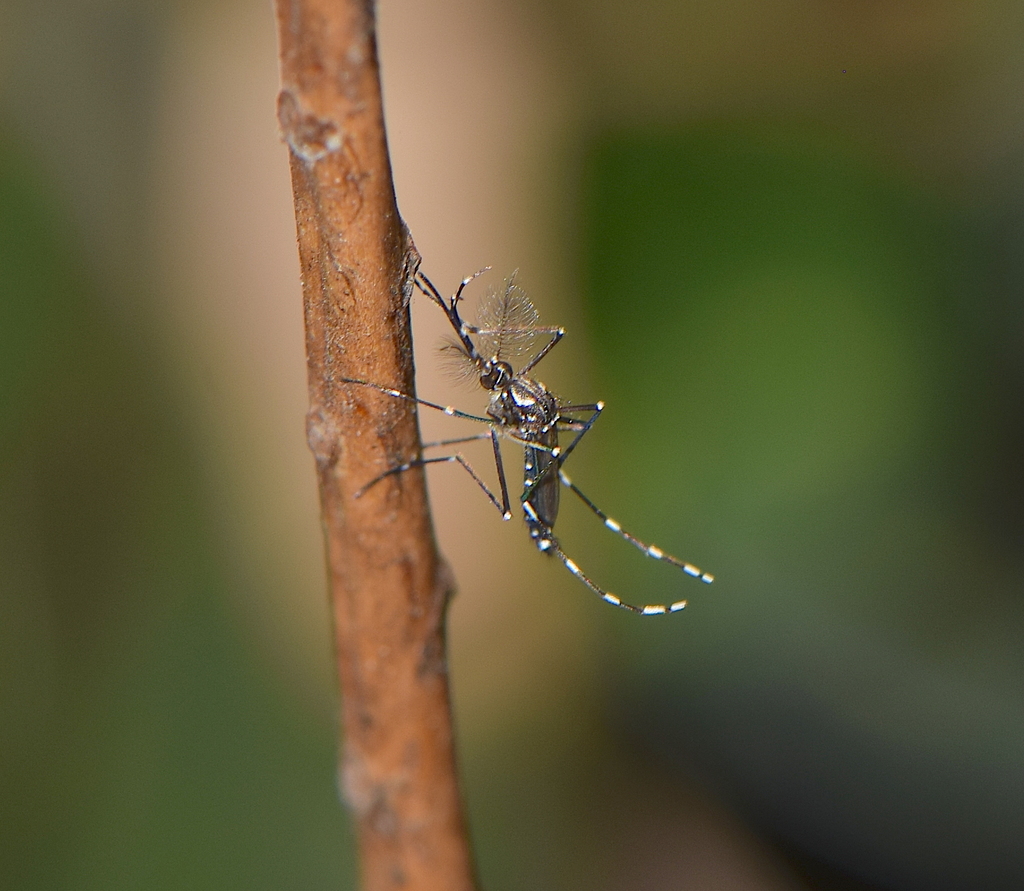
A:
341,269,713,615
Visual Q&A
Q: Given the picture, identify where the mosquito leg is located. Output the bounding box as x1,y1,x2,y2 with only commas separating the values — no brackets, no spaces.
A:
519,328,565,375
414,271,448,310
553,402,603,467
558,403,602,414
420,433,493,450
558,470,714,584
519,402,604,505
516,438,561,506
355,453,510,519
531,525,689,615
417,268,489,315
463,322,562,339
416,270,489,357
451,268,491,309
415,273,453,332
339,377,493,425
488,427,513,519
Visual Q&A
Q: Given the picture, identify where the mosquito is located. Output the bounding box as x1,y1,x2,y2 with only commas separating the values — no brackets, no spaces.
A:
340,269,713,615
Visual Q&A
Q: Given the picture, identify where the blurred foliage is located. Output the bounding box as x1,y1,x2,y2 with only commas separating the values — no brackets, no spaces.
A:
0,136,354,890
577,125,1024,891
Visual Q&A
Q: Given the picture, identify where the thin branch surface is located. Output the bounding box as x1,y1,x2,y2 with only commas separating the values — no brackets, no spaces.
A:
274,2,478,889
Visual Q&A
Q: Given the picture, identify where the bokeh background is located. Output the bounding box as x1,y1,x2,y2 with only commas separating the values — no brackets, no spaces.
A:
3,1,1024,889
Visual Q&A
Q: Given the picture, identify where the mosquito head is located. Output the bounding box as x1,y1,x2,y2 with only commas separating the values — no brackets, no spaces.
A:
479,359,513,391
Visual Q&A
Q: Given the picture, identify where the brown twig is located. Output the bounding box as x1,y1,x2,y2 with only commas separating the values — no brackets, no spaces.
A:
274,2,479,890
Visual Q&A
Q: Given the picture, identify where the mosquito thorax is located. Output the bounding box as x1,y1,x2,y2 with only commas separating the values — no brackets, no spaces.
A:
479,359,513,390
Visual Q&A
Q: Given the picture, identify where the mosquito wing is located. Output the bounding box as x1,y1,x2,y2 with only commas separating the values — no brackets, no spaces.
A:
475,272,540,363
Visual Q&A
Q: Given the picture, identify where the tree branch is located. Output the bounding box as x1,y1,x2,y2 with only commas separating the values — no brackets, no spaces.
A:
274,2,479,889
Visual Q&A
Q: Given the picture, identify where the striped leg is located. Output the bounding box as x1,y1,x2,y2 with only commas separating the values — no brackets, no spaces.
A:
355,452,511,520
415,268,489,315
339,377,493,425
518,402,604,506
356,425,514,520
419,433,493,450
553,402,603,467
538,532,689,616
558,470,714,585
522,500,687,614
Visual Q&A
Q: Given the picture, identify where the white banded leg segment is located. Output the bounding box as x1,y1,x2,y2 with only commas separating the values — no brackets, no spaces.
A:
338,377,493,425
420,432,493,450
356,452,512,520
550,543,688,616
559,471,714,585
519,403,603,507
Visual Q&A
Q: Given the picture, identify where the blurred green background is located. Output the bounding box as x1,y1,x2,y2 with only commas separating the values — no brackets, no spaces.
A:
3,1,1024,890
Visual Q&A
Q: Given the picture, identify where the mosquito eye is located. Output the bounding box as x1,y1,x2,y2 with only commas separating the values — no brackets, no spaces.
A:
480,361,512,389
